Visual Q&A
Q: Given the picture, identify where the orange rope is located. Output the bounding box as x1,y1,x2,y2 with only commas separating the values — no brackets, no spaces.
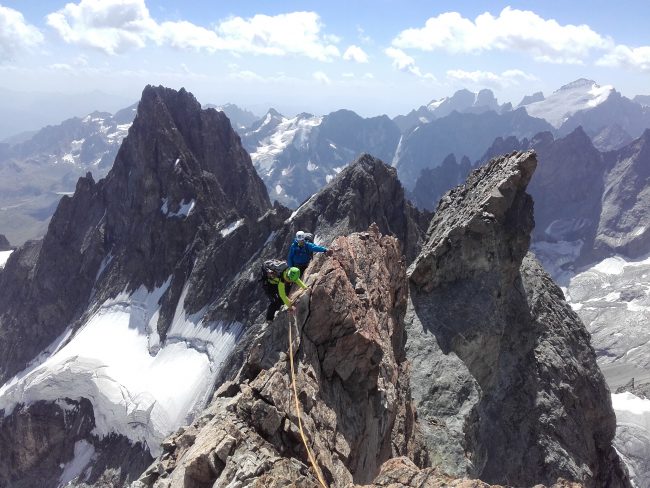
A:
288,313,329,488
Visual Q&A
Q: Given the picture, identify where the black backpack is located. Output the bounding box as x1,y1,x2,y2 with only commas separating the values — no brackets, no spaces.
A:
301,232,315,258
260,259,288,295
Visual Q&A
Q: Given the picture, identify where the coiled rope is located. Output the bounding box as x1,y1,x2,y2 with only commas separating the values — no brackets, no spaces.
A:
288,313,329,488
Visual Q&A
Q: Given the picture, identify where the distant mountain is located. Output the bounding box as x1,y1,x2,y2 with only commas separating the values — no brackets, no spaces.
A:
634,94,650,107
0,103,137,245
409,154,472,211
242,108,401,207
0,87,134,140
393,88,511,133
523,79,614,128
394,108,553,189
517,91,545,107
205,102,259,130
559,89,650,140
520,79,650,149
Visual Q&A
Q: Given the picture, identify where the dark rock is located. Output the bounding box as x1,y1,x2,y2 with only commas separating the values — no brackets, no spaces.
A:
405,151,630,487
0,399,95,487
0,234,11,251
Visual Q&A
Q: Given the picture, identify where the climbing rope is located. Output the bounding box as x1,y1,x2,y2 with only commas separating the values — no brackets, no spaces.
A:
288,312,329,488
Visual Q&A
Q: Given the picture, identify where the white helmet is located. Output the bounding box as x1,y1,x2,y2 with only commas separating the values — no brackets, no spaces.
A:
295,230,306,241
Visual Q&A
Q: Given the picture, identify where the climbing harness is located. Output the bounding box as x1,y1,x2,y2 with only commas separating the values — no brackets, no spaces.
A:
288,313,329,488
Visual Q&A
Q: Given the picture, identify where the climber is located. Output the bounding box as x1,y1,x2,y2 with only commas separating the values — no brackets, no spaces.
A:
287,230,330,277
262,261,308,321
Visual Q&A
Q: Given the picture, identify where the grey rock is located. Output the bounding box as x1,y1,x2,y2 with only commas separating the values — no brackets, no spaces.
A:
406,150,630,487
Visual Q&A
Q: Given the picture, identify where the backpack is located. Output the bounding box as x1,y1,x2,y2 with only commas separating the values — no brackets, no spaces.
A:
260,259,288,295
302,232,315,258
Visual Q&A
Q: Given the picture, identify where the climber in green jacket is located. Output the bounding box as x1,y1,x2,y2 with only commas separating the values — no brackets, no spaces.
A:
266,266,308,320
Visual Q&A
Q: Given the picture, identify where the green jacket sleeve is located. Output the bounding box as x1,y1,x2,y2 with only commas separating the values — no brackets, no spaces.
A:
295,278,308,290
277,281,291,306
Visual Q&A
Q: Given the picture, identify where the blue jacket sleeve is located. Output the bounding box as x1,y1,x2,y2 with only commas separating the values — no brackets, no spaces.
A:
287,243,295,267
306,242,328,253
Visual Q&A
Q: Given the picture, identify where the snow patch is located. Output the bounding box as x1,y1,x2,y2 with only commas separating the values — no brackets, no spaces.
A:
593,256,630,275
0,250,13,268
161,198,196,218
306,160,317,172
613,392,650,431
329,142,337,149
220,219,244,237
58,440,96,486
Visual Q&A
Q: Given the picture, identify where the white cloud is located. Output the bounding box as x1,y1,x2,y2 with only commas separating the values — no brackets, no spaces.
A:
447,68,536,88
0,5,44,61
46,0,156,55
597,44,650,72
343,45,369,63
46,2,341,60
313,71,331,84
206,12,340,60
363,72,374,79
385,47,435,80
392,7,610,64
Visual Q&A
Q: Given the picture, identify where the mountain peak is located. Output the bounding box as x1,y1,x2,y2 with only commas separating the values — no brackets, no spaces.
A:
558,78,598,92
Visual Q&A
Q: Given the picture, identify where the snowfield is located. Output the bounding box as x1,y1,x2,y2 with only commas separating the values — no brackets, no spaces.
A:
249,114,322,172
0,280,242,456
0,250,13,268
524,79,613,128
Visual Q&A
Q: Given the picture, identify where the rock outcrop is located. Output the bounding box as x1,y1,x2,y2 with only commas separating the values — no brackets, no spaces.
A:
0,234,11,251
137,226,423,487
406,151,630,486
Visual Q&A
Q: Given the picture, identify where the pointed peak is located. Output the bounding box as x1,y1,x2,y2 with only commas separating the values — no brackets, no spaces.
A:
266,108,283,118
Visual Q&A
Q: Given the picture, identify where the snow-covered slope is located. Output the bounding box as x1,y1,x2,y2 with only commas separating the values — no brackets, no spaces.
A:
0,281,242,456
524,79,614,128
561,255,650,386
612,392,650,488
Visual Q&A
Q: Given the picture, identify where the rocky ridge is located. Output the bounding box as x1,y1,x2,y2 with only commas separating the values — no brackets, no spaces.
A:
137,151,630,487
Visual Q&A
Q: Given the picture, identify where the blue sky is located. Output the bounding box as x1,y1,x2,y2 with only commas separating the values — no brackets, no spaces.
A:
1,0,649,117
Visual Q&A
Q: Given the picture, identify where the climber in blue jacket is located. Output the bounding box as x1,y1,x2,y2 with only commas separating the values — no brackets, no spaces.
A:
287,230,330,276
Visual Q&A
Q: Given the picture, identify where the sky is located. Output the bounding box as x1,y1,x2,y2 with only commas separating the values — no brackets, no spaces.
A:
1,0,650,118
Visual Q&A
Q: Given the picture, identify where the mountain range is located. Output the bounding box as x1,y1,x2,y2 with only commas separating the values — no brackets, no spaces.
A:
5,78,650,248
0,85,636,487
